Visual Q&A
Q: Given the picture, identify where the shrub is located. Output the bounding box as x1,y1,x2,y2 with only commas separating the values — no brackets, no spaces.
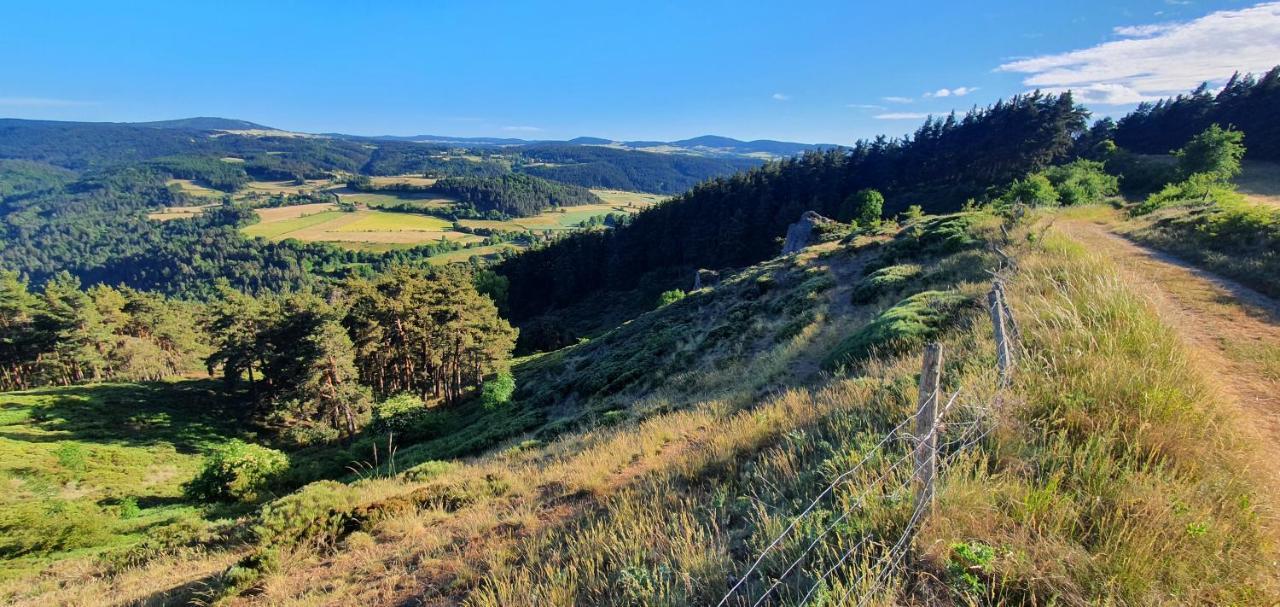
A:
283,423,341,446
372,393,428,433
656,289,686,308
183,440,289,503
845,188,884,226
253,480,359,551
1043,159,1119,205
1132,172,1245,215
1000,174,1060,207
481,371,516,409
823,290,969,369
0,499,113,558
851,264,922,304
402,460,456,482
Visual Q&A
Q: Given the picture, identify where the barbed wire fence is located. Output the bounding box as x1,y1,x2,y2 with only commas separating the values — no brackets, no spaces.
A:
717,278,1018,607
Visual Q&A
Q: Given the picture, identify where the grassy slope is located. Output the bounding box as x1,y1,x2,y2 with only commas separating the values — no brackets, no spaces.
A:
5,211,1276,606
0,382,256,585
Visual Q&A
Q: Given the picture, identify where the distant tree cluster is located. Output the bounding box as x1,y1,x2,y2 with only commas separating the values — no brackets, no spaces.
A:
1115,66,1279,161
499,91,1088,321
361,144,509,178
517,144,762,194
430,173,601,217
147,155,250,192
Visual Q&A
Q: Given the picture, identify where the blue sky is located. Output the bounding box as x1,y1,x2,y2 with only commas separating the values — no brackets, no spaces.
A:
2,1,1277,143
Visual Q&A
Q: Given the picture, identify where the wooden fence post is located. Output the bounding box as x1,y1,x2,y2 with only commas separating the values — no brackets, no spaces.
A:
914,343,943,513
989,283,1011,387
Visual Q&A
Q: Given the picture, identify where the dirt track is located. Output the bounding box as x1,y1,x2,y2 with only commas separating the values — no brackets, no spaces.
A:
1059,219,1280,490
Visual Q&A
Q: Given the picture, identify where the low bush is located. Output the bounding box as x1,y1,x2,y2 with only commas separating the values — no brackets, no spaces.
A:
183,440,289,503
851,264,922,304
372,393,429,433
253,480,360,551
823,290,970,369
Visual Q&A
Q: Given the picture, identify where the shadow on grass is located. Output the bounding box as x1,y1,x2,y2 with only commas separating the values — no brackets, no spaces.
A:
0,380,257,453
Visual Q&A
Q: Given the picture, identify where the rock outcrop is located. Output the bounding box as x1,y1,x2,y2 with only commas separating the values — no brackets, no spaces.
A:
781,211,835,254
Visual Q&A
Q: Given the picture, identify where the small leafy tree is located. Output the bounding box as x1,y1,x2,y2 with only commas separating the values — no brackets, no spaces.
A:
372,393,428,433
1176,124,1244,182
848,189,884,227
481,371,516,409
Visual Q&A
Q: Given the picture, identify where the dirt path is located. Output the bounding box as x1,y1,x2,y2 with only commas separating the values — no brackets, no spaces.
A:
1058,218,1280,488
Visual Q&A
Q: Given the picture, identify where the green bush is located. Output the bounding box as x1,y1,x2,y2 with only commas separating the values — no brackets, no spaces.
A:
851,264,922,304
183,440,289,503
372,393,428,433
1132,172,1245,215
0,499,113,558
823,290,969,369
1176,124,1244,181
481,371,516,409
402,459,456,482
1043,159,1118,205
1000,174,1060,207
656,289,686,308
253,480,359,551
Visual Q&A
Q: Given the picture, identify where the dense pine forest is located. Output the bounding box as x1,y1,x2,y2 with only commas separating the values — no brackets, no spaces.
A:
1115,66,1280,161
499,91,1088,321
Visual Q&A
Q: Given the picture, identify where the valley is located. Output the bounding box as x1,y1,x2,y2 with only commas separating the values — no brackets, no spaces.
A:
1,29,1278,606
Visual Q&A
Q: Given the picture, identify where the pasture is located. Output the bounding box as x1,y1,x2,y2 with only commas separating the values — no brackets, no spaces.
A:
0,382,251,580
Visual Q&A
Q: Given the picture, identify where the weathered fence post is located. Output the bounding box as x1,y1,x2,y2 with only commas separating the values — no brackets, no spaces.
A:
989,283,1011,387
914,343,943,513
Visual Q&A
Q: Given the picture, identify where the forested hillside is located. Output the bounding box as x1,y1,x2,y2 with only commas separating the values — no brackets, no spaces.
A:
517,144,762,194
499,92,1087,321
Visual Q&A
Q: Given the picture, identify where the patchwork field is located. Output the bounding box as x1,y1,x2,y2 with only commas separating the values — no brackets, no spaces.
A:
367,175,438,188
243,207,480,248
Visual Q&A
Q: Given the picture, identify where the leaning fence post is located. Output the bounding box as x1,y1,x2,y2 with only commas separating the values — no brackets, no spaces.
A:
914,343,942,514
989,283,1011,387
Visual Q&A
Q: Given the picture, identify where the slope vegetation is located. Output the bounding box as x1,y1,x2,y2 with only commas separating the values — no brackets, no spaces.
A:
7,209,1274,606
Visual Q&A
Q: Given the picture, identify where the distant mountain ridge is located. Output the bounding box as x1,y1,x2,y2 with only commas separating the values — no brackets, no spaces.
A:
345,132,838,159
0,115,835,160
131,117,275,131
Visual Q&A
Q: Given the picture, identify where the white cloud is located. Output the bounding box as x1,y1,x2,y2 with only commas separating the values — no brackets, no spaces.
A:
771,92,791,101
1112,23,1174,37
924,87,977,98
874,112,932,120
999,2,1280,105
0,97,96,107
501,125,543,132
882,96,915,104
846,103,887,110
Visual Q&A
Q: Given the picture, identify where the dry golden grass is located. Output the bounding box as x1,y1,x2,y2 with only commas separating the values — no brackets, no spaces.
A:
367,175,438,188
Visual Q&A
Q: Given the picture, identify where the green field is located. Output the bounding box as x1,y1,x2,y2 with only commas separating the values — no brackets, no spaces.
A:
242,209,347,239
330,211,453,232
0,382,251,580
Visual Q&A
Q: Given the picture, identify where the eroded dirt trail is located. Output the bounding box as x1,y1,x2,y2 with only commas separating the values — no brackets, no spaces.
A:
1058,219,1280,489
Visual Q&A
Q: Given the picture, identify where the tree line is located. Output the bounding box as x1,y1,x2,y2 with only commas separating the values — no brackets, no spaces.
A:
1,266,516,437
427,173,601,217
498,91,1088,322
1115,66,1279,161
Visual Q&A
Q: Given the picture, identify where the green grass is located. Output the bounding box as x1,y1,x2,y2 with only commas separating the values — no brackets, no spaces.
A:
1122,199,1280,299
329,211,452,232
0,381,255,581
242,210,346,239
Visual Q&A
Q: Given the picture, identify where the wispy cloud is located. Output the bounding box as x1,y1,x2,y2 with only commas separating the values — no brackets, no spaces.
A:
998,2,1280,105
0,97,97,107
924,87,977,98
846,103,887,110
501,125,543,132
771,92,791,101
882,96,915,104
874,112,932,120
